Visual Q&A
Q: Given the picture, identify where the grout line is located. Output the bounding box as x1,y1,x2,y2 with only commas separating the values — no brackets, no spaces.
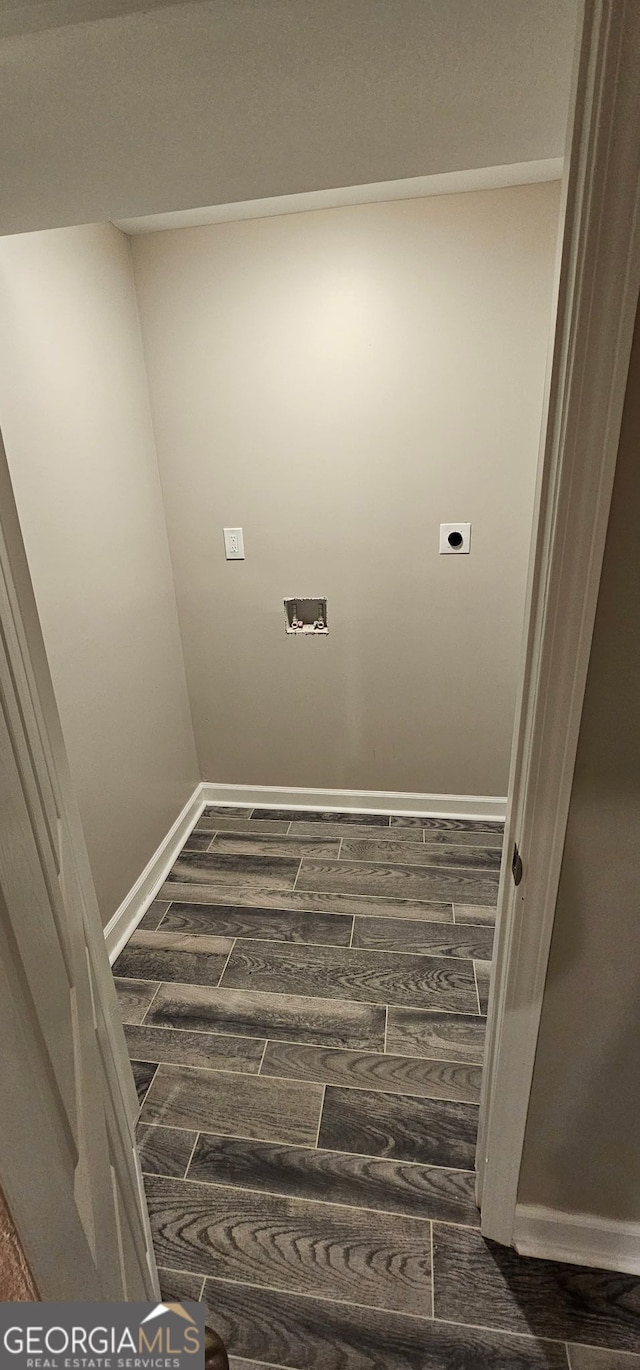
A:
128,926,487,962
348,916,356,948
427,1311,571,1349
472,962,481,1016
337,837,344,860
160,885,495,918
383,1005,388,1054
216,937,237,988
145,1165,472,1229
430,1221,435,1318
314,1084,327,1148
291,858,304,892
183,1129,201,1179
146,1058,480,1106
139,982,162,1025
184,1266,451,1325
564,1346,573,1369
257,1039,269,1074
121,971,481,1017
197,1273,206,1300
140,1122,478,1177
205,835,218,852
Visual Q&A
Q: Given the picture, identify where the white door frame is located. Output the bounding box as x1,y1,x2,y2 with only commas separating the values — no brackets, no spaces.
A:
478,0,640,1245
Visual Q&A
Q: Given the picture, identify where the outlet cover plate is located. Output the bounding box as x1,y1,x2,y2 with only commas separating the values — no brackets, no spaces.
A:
440,522,471,554
224,527,245,560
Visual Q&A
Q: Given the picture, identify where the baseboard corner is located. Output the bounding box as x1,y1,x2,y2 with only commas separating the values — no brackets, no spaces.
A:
104,783,204,964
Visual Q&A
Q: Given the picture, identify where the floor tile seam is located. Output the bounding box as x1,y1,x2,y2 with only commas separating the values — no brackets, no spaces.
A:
336,840,503,859
155,1264,436,1323
291,858,304,892
215,936,238,986
257,1040,269,1074
135,1065,159,1112
217,935,480,964
139,981,163,1026
136,976,482,1017
140,1058,482,1105
183,1129,201,1180
132,1058,265,1079
143,1125,478,1174
128,1023,387,1053
428,1312,580,1351
214,981,480,1017
149,1170,450,1238
296,854,501,876
145,1162,482,1227
143,931,355,951
430,1223,435,1318
161,888,467,915
125,1020,268,1046
136,1035,485,1079
472,961,481,1016
313,1085,327,1148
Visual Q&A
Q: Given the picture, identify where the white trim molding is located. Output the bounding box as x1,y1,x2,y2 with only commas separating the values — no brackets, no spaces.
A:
114,160,563,236
104,785,204,963
477,0,640,1248
199,782,507,822
514,1205,640,1277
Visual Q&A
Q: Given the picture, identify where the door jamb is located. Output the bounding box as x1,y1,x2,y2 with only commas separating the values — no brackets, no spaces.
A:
477,0,640,1244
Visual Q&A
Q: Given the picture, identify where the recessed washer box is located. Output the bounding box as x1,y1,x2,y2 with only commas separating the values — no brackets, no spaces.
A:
284,598,328,634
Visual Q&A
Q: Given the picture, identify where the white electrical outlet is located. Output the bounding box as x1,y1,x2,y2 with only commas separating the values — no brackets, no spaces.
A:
223,527,245,560
439,522,471,554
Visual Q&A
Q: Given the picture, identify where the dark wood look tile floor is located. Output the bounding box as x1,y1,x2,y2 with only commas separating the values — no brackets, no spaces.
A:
112,803,640,1366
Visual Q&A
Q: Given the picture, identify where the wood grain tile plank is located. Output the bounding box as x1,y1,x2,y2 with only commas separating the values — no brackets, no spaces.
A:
114,976,160,1025
159,901,352,946
201,1276,569,1369
454,903,497,926
386,1007,486,1064
124,1022,265,1073
392,817,504,834
196,816,291,835
261,1041,482,1103
146,983,386,1050
319,1086,478,1169
211,833,341,859
203,805,255,818
290,820,423,842
251,809,391,826
352,916,494,960
341,840,501,870
433,1223,640,1350
166,851,301,893
187,1133,480,1226
144,1173,433,1317
141,1063,322,1146
113,930,233,986
296,858,500,907
220,940,478,1013
137,1123,197,1177
567,1349,640,1369
422,829,504,849
157,882,454,923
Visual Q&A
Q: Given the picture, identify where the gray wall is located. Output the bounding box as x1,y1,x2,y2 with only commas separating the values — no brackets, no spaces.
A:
518,306,640,1221
0,0,576,234
0,223,199,926
132,183,561,797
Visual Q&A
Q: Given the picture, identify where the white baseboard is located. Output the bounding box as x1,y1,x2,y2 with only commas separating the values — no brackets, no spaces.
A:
199,782,507,822
104,785,204,963
104,780,506,963
514,1204,640,1275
